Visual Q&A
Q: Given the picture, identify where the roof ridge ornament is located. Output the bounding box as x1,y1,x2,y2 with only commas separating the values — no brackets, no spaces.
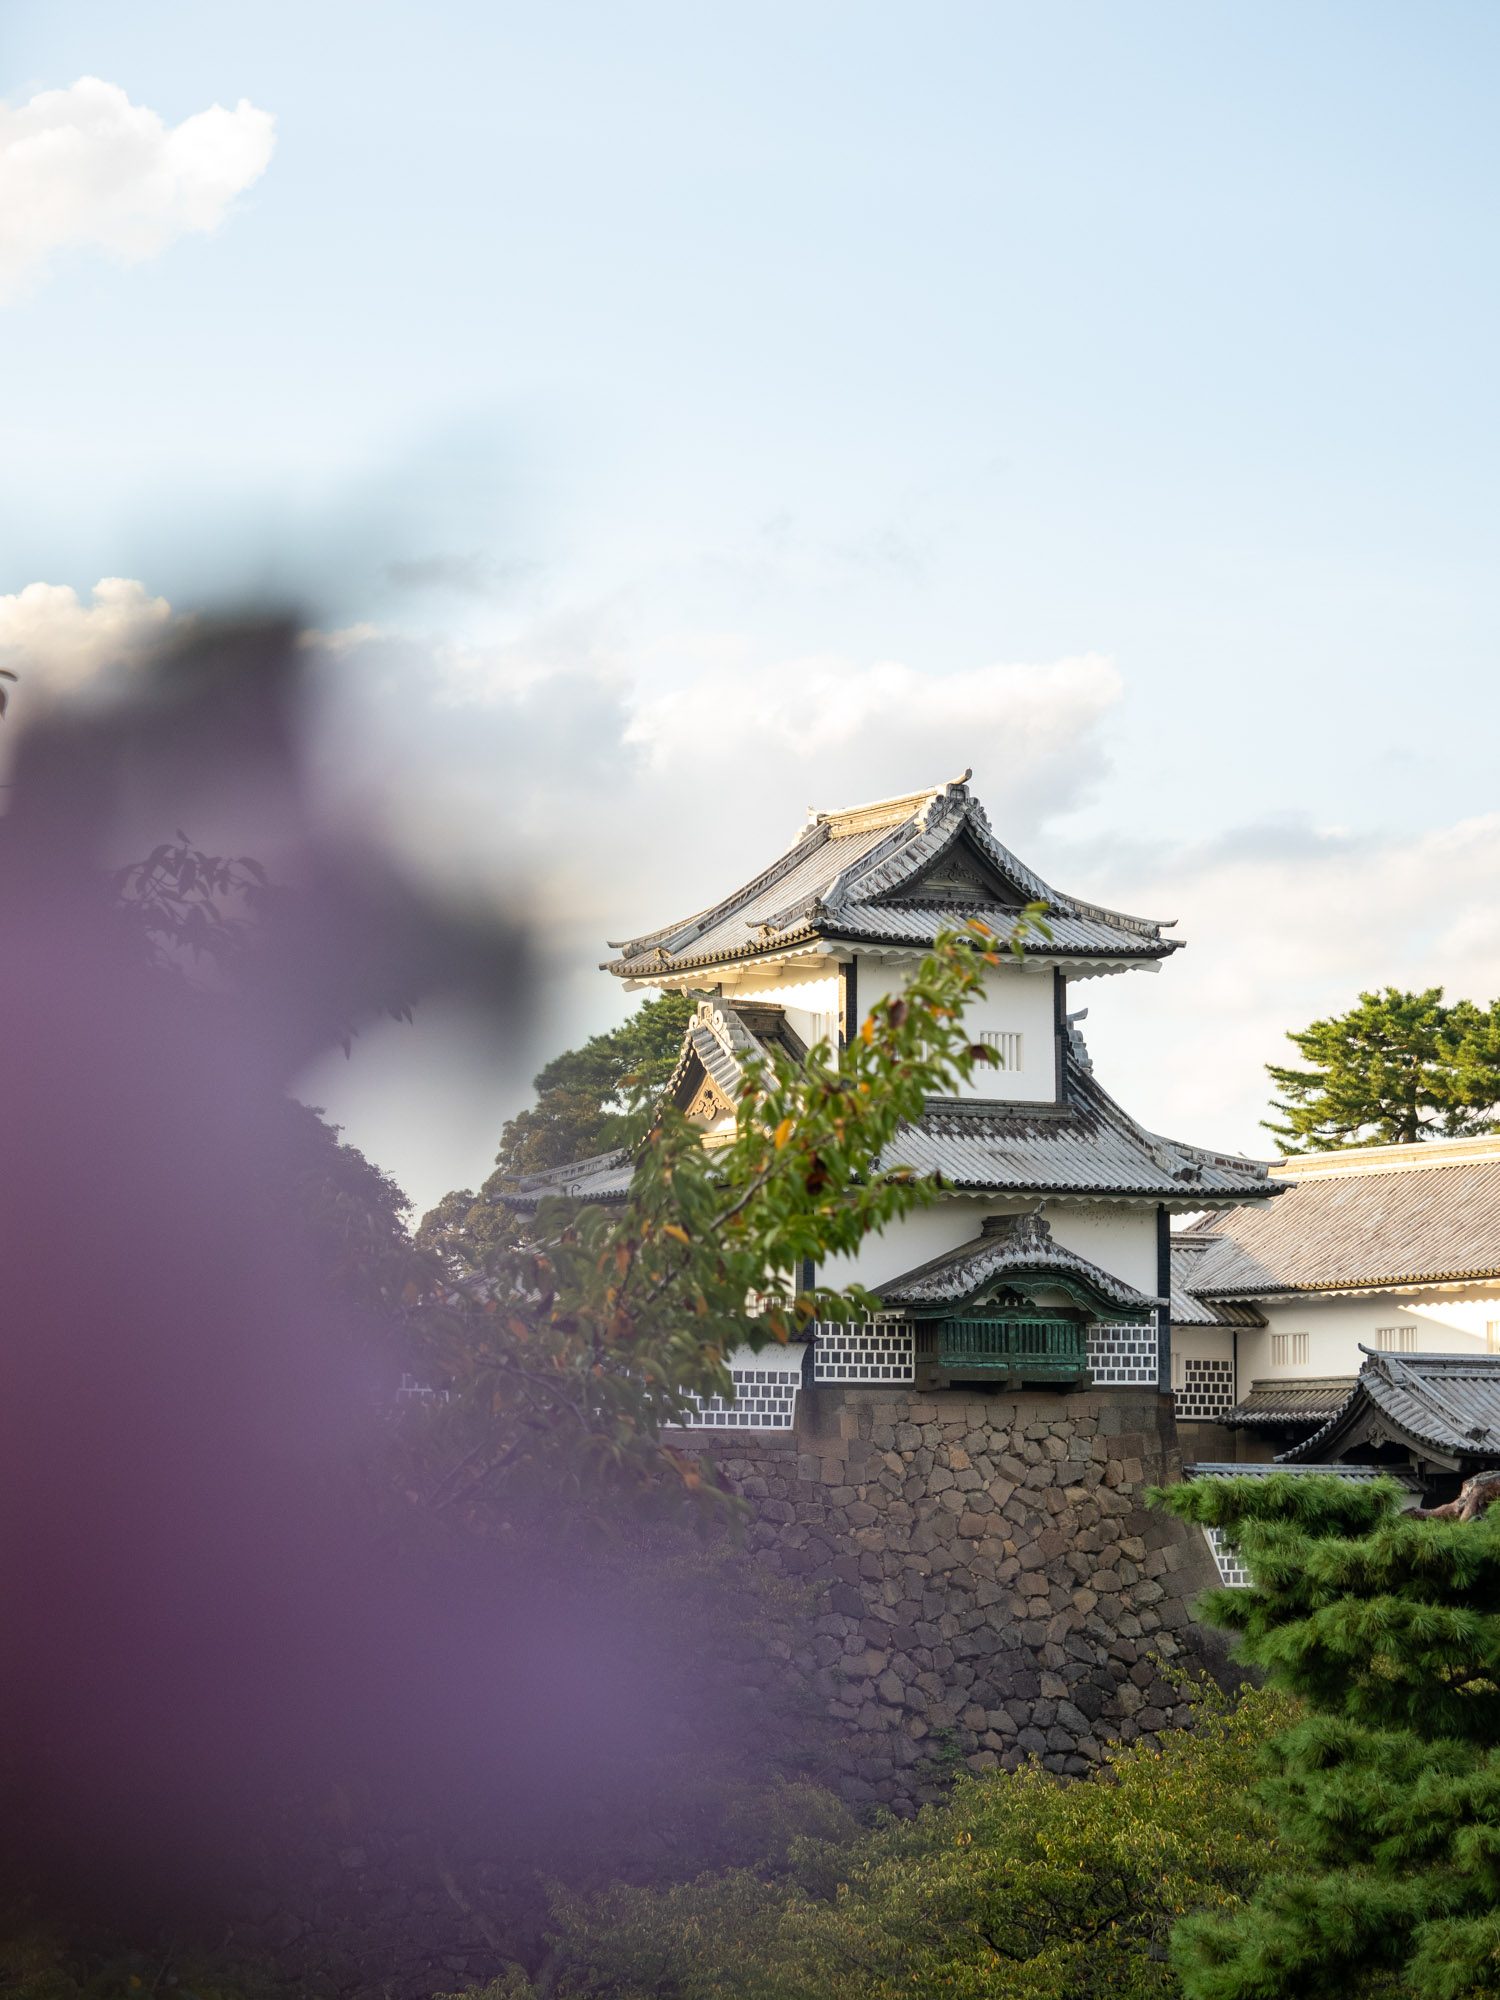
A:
980,1209,1052,1242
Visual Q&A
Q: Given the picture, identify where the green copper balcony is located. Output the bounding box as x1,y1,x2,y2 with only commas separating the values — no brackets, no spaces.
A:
931,1314,1089,1385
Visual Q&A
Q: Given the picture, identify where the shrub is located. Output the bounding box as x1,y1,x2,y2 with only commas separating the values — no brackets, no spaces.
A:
456,1684,1291,1999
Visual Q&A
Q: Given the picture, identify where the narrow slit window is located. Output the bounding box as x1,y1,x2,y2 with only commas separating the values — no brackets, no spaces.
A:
1271,1332,1309,1367
1377,1326,1418,1354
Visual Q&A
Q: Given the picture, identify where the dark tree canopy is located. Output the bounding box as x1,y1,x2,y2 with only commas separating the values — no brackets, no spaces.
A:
490,988,701,1181
1264,984,1500,1151
416,991,704,1272
1157,1471,1500,1999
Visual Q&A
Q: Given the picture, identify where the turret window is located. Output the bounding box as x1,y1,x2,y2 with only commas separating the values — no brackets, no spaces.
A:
1271,1332,1310,1367
1376,1326,1418,1353
980,1030,1023,1071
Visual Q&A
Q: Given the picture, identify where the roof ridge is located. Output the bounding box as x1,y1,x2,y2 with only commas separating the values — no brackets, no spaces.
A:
804,773,964,839
1271,1139,1500,1181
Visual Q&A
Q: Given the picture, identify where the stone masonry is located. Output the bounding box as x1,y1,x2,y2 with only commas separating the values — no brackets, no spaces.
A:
679,1380,1228,1807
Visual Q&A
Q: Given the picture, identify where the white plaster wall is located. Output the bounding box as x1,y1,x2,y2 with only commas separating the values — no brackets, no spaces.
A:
1240,1288,1500,1384
820,1194,1159,1303
782,1003,839,1053
823,1196,998,1297
854,952,1058,1103
1405,1287,1500,1344
1047,1205,1158,1297
1231,1294,1492,1382
1171,1327,1236,1371
711,964,839,1061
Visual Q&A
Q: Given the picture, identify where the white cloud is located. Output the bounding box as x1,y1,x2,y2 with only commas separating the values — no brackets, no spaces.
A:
55,581,1500,1198
626,650,1123,843
0,77,275,300
0,577,176,697
306,625,1124,955
297,621,1128,1206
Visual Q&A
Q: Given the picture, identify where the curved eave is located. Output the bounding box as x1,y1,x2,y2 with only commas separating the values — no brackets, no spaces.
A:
1172,1296,1268,1328
815,925,1178,962
944,1168,1272,1200
1279,1404,1491,1470
504,1183,629,1210
603,922,1179,981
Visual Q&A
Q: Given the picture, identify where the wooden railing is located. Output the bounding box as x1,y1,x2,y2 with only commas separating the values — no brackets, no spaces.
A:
934,1316,1088,1383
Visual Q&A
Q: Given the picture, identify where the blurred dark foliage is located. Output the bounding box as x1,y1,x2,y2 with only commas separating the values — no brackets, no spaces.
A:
0,616,1050,1996
0,619,705,1927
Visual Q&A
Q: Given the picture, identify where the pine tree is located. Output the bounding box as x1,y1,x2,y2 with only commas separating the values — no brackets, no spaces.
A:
416,990,702,1273
490,988,701,1179
1264,986,1500,1151
1155,1470,1500,1998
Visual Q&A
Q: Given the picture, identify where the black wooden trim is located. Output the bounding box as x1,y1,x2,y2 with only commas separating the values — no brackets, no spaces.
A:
1053,968,1066,1101
1156,1204,1172,1392
840,958,858,1047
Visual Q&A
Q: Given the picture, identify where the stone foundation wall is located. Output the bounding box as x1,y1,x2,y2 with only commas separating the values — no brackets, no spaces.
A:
681,1381,1227,1806
191,1386,1223,1996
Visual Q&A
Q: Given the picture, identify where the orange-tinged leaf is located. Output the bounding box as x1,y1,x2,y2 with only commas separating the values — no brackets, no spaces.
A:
662,1224,691,1246
860,1017,874,1043
773,1117,794,1149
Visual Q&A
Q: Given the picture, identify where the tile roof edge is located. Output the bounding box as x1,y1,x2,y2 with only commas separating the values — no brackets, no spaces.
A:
1194,1265,1500,1298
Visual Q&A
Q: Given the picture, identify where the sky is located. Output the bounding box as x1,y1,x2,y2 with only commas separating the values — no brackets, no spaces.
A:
4,2,1500,1212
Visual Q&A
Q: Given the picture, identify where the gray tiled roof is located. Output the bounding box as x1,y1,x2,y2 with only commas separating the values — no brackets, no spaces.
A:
875,1211,1157,1317
508,1022,1276,1211
1188,1156,1500,1296
1280,1351,1500,1466
603,776,1179,978
887,1061,1274,1203
1171,1232,1268,1326
1222,1377,1356,1428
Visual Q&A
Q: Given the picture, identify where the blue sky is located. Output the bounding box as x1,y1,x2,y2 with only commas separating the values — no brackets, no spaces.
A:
5,3,1500,1206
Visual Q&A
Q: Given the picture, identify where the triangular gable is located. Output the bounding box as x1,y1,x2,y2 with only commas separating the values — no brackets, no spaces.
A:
819,785,1042,912
1279,1350,1500,1471
861,824,1033,908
